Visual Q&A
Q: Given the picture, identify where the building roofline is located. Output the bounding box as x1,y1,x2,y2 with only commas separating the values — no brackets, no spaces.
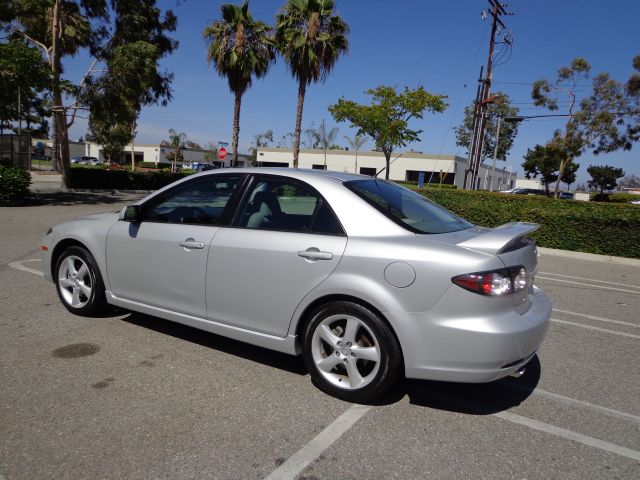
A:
258,147,466,161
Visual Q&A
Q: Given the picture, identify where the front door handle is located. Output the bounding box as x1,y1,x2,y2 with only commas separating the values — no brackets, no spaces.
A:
298,248,333,261
179,238,205,250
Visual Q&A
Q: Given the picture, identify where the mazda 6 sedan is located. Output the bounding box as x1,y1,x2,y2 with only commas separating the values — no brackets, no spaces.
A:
40,168,551,401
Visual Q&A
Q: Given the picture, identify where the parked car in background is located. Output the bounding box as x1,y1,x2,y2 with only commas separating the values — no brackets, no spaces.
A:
70,156,100,165
40,168,551,401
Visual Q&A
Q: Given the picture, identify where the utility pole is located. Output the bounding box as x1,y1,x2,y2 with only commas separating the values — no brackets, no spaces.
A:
466,0,512,190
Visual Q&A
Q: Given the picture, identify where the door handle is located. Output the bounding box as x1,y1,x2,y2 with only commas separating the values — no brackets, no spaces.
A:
298,248,333,261
179,238,205,250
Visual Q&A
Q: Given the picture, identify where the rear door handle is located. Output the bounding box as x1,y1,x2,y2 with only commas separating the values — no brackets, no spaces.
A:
298,248,333,261
179,238,205,250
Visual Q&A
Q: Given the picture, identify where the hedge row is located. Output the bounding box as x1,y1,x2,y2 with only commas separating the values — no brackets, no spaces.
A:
66,168,192,190
408,186,640,259
0,165,31,203
592,193,640,203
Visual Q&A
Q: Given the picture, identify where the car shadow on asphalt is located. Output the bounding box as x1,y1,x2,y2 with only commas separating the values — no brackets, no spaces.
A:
117,309,540,414
120,312,307,376
369,356,542,415
17,192,143,206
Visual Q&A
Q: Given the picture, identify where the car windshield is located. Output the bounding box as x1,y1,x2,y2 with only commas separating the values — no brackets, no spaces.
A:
345,179,473,234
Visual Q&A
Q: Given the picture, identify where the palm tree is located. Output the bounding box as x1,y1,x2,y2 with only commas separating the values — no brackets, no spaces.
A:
204,2,275,168
275,0,349,168
344,133,367,173
167,128,187,172
307,119,338,168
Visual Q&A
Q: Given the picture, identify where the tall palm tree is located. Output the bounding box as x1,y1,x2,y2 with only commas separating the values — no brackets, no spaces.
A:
276,0,349,168
344,133,366,173
167,128,186,172
204,2,275,167
307,119,338,167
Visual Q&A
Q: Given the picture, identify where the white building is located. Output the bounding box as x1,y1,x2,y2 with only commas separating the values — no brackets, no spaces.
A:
256,148,515,190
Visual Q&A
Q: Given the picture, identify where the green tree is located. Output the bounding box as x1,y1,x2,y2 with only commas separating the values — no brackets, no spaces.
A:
521,142,579,196
4,0,109,184
454,92,520,164
306,119,338,167
587,165,625,194
275,0,348,168
532,56,640,197
343,133,366,173
0,39,50,135
164,129,187,172
329,85,447,179
204,1,275,168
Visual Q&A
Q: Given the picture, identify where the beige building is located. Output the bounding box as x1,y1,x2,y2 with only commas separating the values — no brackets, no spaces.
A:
256,147,515,190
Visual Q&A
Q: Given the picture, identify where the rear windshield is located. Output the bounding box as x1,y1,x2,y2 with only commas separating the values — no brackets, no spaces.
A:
345,179,473,234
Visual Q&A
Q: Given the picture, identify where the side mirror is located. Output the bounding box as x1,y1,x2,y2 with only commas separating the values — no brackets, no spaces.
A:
122,205,141,222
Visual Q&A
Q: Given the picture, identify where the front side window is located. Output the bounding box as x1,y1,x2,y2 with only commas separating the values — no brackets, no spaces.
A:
346,179,473,234
235,177,344,235
142,175,242,225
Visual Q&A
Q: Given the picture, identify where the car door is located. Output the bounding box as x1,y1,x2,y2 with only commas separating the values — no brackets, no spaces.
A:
206,175,347,337
106,174,244,317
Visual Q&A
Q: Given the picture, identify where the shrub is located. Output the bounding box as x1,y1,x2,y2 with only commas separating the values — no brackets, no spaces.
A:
404,185,640,259
592,193,640,203
139,162,171,169
0,165,31,203
66,168,193,190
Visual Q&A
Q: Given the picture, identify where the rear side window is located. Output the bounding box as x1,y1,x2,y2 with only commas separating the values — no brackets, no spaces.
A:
345,179,472,234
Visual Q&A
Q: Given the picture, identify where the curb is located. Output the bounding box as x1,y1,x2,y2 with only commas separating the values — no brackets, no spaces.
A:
538,247,640,267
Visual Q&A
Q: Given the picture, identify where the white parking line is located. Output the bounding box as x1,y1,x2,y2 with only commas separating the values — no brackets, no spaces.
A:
265,404,371,480
7,258,44,277
524,387,640,425
537,276,640,295
540,271,640,290
494,411,640,461
553,308,639,328
551,318,640,340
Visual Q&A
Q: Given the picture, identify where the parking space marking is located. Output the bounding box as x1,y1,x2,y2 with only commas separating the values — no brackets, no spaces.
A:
8,258,44,277
494,411,640,461
553,308,639,328
540,271,640,290
537,276,640,295
265,404,371,480
551,318,640,339
523,387,640,425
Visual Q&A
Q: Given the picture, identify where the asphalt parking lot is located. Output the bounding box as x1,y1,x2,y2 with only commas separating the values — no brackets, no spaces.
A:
1,193,639,480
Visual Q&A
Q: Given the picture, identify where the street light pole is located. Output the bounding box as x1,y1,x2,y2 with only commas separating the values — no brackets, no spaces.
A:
489,116,502,191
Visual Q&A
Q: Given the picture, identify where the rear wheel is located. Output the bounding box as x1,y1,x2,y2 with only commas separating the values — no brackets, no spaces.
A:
55,246,107,316
302,301,402,402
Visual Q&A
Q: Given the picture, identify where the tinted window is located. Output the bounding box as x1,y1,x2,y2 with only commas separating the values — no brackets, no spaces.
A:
346,179,473,234
235,178,344,235
143,175,242,225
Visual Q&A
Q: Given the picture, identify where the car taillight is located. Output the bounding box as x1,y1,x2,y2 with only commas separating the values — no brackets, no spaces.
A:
452,266,528,296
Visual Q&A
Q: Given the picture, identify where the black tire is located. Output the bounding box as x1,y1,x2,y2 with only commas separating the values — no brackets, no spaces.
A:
302,301,402,402
54,245,108,316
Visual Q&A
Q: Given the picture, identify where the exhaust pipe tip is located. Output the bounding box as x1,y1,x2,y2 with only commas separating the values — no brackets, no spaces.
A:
510,366,526,378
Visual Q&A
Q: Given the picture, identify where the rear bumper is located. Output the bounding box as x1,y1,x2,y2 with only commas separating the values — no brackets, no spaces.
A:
392,286,551,383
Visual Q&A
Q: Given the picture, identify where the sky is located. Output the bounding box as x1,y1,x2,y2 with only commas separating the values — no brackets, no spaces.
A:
64,0,640,184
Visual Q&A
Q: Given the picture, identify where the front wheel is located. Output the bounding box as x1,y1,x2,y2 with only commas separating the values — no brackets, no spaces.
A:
302,301,402,402
55,246,107,316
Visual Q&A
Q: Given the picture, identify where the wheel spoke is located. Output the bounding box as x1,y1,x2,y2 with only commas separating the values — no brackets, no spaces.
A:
78,282,92,299
352,346,379,363
343,317,359,345
66,257,77,275
77,263,88,278
316,354,341,373
71,287,81,307
318,324,340,349
59,278,74,288
345,360,364,389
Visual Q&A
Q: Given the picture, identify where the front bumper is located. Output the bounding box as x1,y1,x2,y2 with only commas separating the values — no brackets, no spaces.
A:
392,286,551,383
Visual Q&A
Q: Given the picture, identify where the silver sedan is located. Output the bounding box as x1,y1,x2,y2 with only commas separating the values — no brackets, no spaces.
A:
40,168,551,401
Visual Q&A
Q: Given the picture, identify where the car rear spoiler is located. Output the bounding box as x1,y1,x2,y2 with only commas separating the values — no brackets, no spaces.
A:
458,222,540,254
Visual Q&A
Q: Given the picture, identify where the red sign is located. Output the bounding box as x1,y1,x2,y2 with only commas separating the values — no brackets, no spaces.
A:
218,147,227,160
